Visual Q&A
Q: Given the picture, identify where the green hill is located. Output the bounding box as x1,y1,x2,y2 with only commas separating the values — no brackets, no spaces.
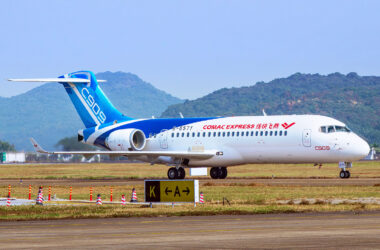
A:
161,72,380,144
0,71,182,150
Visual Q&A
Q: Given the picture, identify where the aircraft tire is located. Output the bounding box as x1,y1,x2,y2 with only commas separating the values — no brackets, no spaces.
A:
220,167,227,179
210,167,219,179
340,170,351,179
345,170,350,178
339,170,346,179
168,167,178,179
178,167,186,179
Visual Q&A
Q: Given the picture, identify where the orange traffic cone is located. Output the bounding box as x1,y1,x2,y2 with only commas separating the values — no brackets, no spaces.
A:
6,196,11,207
96,194,102,205
121,194,126,205
199,192,204,204
130,188,137,202
36,186,43,205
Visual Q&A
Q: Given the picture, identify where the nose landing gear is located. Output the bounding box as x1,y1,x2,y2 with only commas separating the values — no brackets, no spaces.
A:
339,170,350,179
339,162,352,179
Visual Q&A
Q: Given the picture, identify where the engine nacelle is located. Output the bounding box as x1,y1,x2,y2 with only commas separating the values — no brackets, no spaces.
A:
105,129,146,151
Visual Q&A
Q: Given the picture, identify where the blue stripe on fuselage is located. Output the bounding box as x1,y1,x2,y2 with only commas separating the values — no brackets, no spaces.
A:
92,117,218,148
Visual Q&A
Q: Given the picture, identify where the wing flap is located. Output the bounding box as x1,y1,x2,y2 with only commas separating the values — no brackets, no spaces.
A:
30,138,215,160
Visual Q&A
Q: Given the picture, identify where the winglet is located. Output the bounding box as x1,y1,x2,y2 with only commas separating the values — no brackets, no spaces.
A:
30,138,49,153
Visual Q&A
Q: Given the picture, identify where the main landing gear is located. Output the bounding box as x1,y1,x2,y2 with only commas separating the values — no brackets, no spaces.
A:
339,162,352,179
167,167,186,180
210,167,228,179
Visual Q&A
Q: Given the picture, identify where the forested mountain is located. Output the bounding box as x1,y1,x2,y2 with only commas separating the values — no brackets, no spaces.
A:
0,71,182,150
161,72,380,144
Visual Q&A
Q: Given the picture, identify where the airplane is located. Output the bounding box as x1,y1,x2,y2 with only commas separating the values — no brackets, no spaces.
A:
9,71,370,179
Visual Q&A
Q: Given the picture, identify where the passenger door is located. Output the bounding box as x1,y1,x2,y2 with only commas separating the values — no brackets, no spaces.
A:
302,129,311,147
158,130,168,149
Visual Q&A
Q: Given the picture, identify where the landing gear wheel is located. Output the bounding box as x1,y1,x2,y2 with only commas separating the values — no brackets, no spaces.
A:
210,167,228,179
177,167,186,179
339,170,351,179
220,167,228,179
339,170,346,179
345,170,350,178
210,167,219,179
168,167,178,179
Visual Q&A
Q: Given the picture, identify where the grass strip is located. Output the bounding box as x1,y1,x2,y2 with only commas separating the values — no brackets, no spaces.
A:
1,204,380,221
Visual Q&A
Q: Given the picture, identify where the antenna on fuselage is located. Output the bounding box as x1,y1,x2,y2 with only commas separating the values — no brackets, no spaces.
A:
262,109,267,116
179,112,184,118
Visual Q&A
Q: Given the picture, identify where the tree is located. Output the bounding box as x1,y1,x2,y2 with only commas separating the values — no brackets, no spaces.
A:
0,140,16,152
55,136,96,151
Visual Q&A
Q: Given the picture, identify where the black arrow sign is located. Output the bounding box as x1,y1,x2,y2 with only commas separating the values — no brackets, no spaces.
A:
182,187,190,195
165,187,172,195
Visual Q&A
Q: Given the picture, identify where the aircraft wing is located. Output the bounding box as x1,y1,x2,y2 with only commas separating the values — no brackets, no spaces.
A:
30,138,215,160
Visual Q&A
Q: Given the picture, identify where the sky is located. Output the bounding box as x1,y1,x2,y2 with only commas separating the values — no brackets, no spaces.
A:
0,0,380,99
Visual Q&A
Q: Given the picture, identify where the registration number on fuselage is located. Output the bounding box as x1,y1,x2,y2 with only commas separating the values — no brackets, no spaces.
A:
173,126,193,131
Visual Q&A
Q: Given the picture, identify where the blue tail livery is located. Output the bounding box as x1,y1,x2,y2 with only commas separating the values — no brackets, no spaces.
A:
59,71,131,128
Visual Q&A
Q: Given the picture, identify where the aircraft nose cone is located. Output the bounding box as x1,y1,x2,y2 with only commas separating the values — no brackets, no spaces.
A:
356,138,370,159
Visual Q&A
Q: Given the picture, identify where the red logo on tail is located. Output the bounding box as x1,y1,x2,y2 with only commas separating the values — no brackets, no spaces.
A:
281,122,295,129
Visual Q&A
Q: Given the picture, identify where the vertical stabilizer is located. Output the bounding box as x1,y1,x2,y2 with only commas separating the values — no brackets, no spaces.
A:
59,71,131,128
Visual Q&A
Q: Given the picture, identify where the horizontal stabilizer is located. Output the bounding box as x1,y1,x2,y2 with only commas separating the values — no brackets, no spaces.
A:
8,78,106,83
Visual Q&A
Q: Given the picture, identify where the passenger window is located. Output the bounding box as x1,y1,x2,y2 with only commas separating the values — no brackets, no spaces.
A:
260,131,263,136
213,132,217,137
255,131,258,136
208,132,211,137
231,132,235,136
176,133,179,137
279,131,282,136
236,132,240,136
284,131,288,136
270,131,273,136
251,131,254,136
203,132,206,137
274,131,277,136
171,133,174,138
181,133,184,137
222,132,225,137
265,131,268,136
192,132,195,137
218,132,221,137
328,126,335,133
227,132,230,137
187,132,190,137
246,131,249,136
197,132,200,137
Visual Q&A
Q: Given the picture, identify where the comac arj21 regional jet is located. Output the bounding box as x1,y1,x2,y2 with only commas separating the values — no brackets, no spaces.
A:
9,71,370,179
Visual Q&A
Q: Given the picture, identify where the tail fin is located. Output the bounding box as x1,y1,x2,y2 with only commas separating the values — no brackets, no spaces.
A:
59,71,131,127
9,70,132,128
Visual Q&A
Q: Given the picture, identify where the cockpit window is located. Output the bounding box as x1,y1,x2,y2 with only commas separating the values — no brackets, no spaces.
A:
335,126,351,132
327,126,335,133
320,125,351,133
320,126,327,133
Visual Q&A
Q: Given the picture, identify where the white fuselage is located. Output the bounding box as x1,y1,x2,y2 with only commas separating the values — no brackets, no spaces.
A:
138,115,369,167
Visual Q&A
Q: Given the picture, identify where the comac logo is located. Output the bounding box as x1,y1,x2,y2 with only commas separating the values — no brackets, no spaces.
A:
281,122,295,129
81,88,106,123
315,146,330,150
